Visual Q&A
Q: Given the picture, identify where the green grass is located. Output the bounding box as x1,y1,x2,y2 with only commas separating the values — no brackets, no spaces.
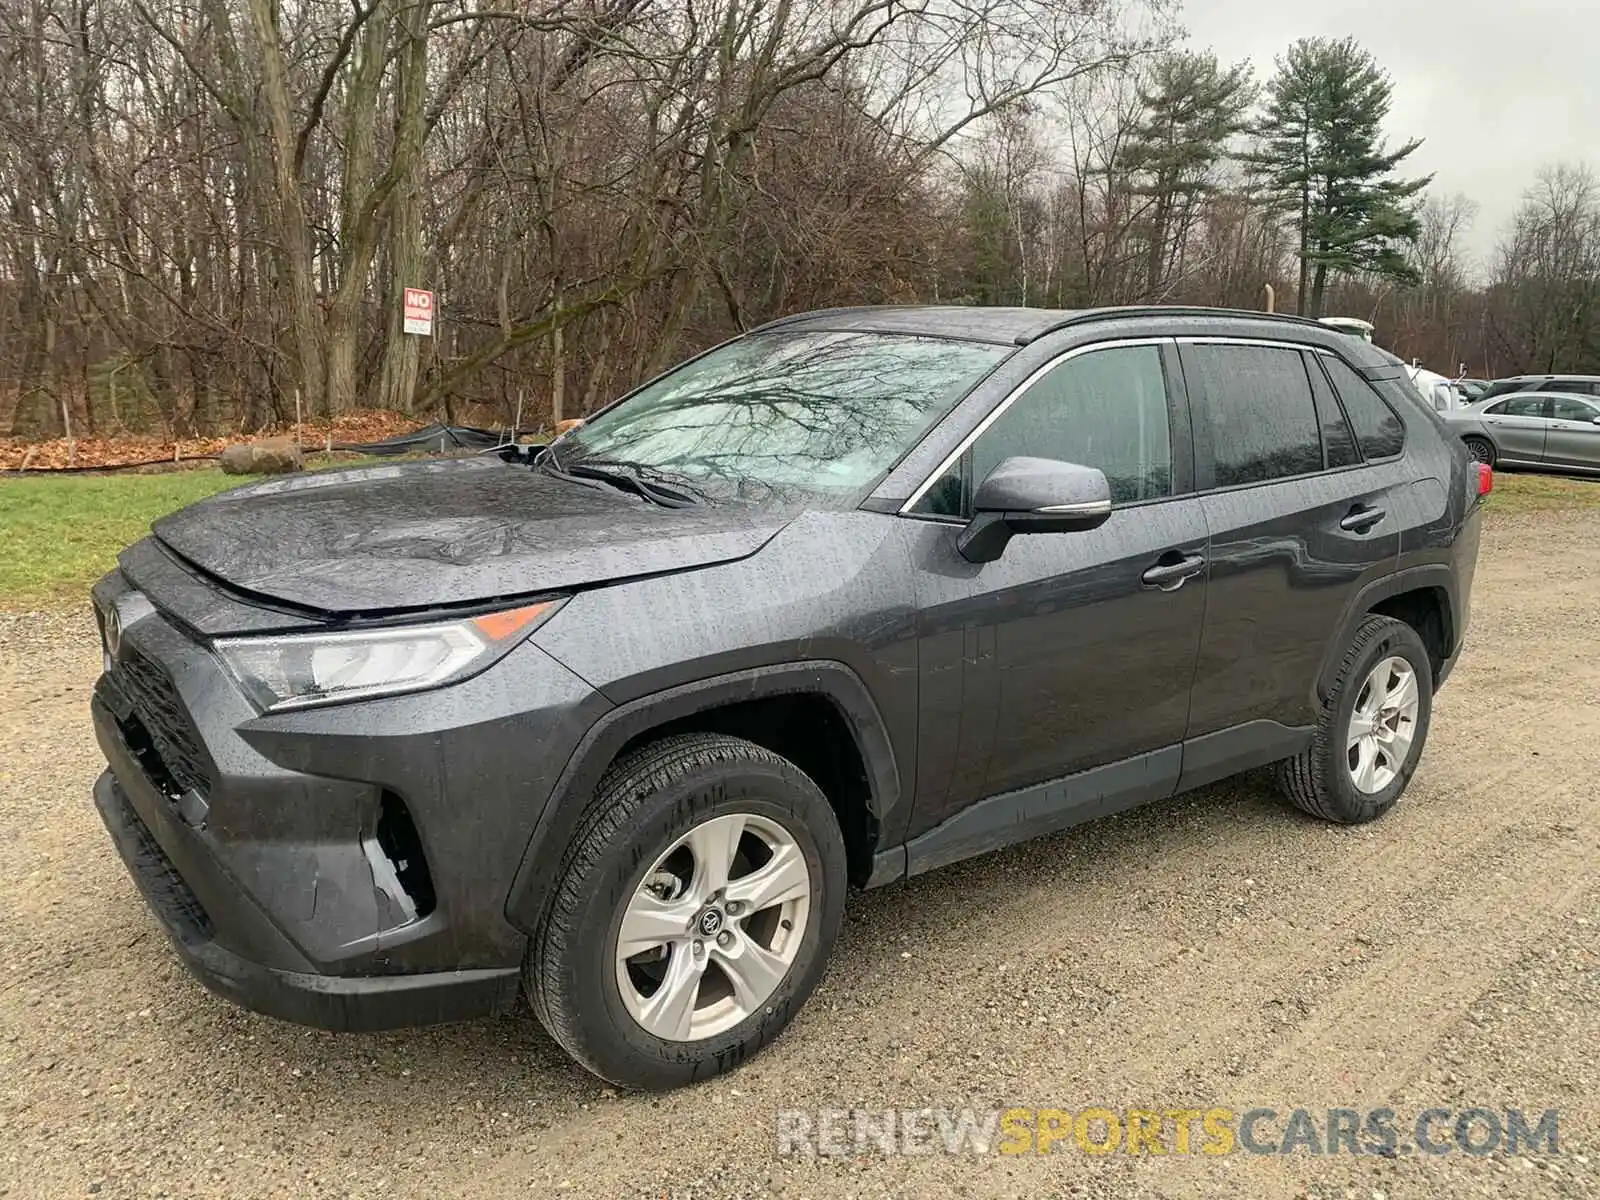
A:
0,468,250,608
3,459,1598,610
0,453,458,608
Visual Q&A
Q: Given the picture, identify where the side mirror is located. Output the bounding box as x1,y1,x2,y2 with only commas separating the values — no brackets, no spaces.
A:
1591,416,1600,427
956,456,1112,564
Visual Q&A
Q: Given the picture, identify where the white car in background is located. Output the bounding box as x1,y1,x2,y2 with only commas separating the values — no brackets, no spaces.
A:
1406,365,1462,414
1315,318,1461,412
1318,316,1375,342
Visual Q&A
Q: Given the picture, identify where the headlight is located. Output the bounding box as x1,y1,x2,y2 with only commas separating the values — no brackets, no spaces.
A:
214,600,562,712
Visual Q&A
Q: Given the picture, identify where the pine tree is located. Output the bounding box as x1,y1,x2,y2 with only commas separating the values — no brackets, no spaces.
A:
1120,51,1256,297
1251,37,1432,317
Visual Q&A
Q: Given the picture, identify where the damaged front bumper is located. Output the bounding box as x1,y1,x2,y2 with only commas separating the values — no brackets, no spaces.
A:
92,770,519,1030
89,568,610,1031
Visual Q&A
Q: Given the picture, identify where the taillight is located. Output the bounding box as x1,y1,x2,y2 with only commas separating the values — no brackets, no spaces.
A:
1477,462,1493,496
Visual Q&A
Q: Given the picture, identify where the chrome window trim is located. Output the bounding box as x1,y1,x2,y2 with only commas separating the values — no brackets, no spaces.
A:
896,336,1171,516
1175,335,1325,351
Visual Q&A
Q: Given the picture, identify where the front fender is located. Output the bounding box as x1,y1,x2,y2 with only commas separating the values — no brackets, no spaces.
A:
502,660,902,934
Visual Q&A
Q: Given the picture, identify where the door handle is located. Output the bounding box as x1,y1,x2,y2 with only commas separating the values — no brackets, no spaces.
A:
1340,505,1386,533
1141,553,1206,591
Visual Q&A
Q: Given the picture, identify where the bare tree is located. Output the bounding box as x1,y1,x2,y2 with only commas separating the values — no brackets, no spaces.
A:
1,6,1594,440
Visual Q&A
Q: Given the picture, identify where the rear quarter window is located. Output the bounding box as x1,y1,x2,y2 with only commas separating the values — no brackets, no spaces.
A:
1322,356,1406,460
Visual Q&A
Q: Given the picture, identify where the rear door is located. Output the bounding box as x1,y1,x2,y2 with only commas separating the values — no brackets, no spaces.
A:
1543,395,1600,469
1481,395,1551,461
1177,340,1404,778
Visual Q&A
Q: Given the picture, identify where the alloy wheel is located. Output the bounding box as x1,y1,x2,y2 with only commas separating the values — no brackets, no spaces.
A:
614,812,811,1041
1346,655,1420,794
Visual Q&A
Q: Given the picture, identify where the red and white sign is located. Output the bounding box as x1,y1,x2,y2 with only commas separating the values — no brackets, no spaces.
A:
402,288,434,336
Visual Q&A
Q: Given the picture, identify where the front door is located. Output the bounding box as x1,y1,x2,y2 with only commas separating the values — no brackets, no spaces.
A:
1542,395,1600,469
1481,395,1551,462
902,340,1208,851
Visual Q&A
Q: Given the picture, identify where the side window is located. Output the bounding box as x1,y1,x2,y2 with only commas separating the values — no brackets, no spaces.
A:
918,345,1173,515
1322,357,1406,460
1488,396,1547,418
1551,396,1599,421
1185,344,1322,487
1303,350,1361,468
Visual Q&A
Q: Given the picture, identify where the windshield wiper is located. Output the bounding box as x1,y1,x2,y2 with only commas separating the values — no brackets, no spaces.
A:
543,457,703,509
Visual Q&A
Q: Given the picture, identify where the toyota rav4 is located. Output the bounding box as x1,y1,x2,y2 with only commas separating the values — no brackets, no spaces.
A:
90,305,1486,1090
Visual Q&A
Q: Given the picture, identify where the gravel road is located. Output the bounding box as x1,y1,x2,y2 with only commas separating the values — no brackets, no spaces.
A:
3,509,1598,1200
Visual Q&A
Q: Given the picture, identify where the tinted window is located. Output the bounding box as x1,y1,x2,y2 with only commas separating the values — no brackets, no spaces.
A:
920,345,1172,515
1536,379,1598,394
1323,357,1405,459
1186,344,1322,487
1487,396,1547,418
1478,380,1528,403
560,331,1008,497
1304,350,1360,468
1551,396,1599,421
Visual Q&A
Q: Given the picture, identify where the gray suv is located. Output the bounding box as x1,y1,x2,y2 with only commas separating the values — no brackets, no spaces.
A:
1476,374,1600,404
90,305,1486,1090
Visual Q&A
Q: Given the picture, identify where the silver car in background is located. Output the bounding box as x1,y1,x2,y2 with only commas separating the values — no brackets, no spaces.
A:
1442,391,1600,473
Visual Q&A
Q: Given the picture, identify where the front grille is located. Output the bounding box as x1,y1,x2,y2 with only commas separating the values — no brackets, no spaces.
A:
108,647,213,797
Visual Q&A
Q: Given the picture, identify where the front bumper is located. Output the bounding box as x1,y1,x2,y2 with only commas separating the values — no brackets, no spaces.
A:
89,564,610,1030
94,771,518,1030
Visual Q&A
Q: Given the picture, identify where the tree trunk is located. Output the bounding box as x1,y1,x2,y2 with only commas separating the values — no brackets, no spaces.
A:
549,300,565,427
244,0,326,414
324,0,390,413
376,5,430,414
1309,259,1330,319
1295,131,1311,316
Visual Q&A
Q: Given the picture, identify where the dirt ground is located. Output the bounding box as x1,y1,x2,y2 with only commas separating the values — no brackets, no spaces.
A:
2,508,1598,1200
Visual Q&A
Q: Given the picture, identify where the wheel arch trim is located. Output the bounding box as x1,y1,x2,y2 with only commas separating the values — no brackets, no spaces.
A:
503,661,900,933
1316,566,1460,702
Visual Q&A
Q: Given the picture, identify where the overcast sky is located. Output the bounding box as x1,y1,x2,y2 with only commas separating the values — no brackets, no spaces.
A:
1178,0,1600,276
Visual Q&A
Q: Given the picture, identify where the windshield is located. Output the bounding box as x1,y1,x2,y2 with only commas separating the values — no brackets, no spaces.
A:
553,331,1009,498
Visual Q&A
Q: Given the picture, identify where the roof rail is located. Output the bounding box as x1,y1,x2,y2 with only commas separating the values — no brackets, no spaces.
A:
747,305,914,334
1015,305,1329,346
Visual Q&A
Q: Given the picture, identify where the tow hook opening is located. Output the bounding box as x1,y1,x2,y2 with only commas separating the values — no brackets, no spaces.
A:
363,791,437,925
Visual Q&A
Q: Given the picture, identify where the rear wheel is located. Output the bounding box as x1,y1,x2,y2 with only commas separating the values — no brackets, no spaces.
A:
1463,435,1496,466
527,733,847,1090
1277,615,1433,824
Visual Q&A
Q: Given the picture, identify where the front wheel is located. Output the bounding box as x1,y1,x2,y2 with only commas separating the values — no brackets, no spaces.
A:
527,733,847,1090
1463,435,1496,467
1277,614,1433,824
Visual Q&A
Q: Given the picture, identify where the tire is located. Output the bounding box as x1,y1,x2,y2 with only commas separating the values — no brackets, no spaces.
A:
526,733,847,1090
1277,614,1433,825
1463,435,1496,467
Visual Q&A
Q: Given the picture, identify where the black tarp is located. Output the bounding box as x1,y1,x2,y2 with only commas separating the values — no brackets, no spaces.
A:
331,422,517,455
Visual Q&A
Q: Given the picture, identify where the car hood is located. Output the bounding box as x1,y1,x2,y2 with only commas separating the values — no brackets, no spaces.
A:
146,457,794,615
